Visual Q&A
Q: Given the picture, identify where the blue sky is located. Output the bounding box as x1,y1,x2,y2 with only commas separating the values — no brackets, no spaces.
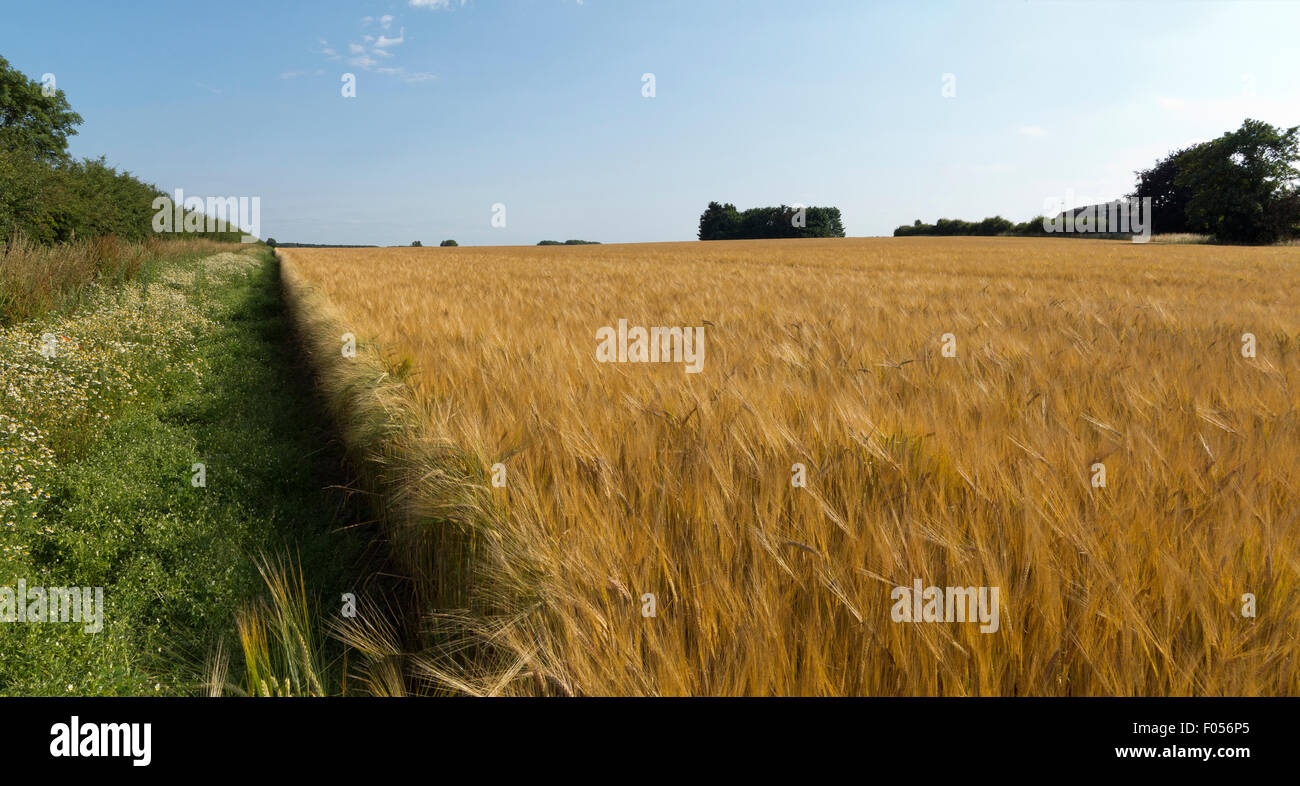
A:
4,0,1299,245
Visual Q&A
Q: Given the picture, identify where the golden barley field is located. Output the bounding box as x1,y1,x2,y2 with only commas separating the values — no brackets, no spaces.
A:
278,237,1300,696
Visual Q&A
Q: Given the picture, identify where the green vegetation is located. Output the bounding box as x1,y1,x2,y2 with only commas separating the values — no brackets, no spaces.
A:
439,239,458,247
0,235,236,327
1164,119,1300,243
0,247,368,695
0,54,82,162
537,239,599,245
697,202,845,240
1,56,243,247
892,216,1030,237
1,53,246,331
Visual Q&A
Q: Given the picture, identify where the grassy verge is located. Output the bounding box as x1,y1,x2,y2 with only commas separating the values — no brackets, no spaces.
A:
0,247,370,695
0,234,239,327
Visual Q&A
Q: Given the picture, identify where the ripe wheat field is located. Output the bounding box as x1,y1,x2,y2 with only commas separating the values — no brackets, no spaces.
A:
279,237,1300,696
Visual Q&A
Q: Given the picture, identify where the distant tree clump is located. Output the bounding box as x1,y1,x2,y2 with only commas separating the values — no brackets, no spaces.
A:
697,201,845,240
537,239,600,245
411,240,422,247
272,243,378,248
440,239,458,246
893,216,1023,237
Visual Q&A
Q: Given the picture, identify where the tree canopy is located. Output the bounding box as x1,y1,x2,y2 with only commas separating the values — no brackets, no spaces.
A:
698,202,845,240
1175,119,1300,243
0,55,83,161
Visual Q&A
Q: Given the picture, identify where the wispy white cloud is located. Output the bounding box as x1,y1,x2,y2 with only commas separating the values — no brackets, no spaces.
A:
314,17,434,85
375,66,438,84
376,28,405,48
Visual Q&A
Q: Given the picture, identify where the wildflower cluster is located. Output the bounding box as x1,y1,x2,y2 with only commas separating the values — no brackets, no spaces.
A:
0,252,257,561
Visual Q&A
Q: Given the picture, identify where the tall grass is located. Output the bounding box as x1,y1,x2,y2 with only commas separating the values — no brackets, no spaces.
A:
279,238,1300,696
207,556,332,698
0,233,238,326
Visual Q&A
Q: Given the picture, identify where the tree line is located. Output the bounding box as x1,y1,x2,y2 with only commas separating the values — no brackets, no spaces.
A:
698,202,846,240
894,119,1300,243
0,55,243,246
893,216,1038,237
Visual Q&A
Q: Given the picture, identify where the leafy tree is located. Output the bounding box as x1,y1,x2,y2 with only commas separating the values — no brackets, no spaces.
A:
0,55,83,161
266,238,277,248
698,201,741,240
411,240,422,246
804,206,846,238
701,202,843,240
1015,216,1049,235
976,216,1013,235
0,135,56,241
894,215,1023,237
1131,145,1199,234
1175,118,1300,243
440,239,457,246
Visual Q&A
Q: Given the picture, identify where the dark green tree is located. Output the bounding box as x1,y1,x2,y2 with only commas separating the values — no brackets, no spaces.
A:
698,201,741,240
804,206,846,238
0,55,83,161
440,239,458,246
1175,119,1300,243
976,216,1013,235
1131,144,1200,234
